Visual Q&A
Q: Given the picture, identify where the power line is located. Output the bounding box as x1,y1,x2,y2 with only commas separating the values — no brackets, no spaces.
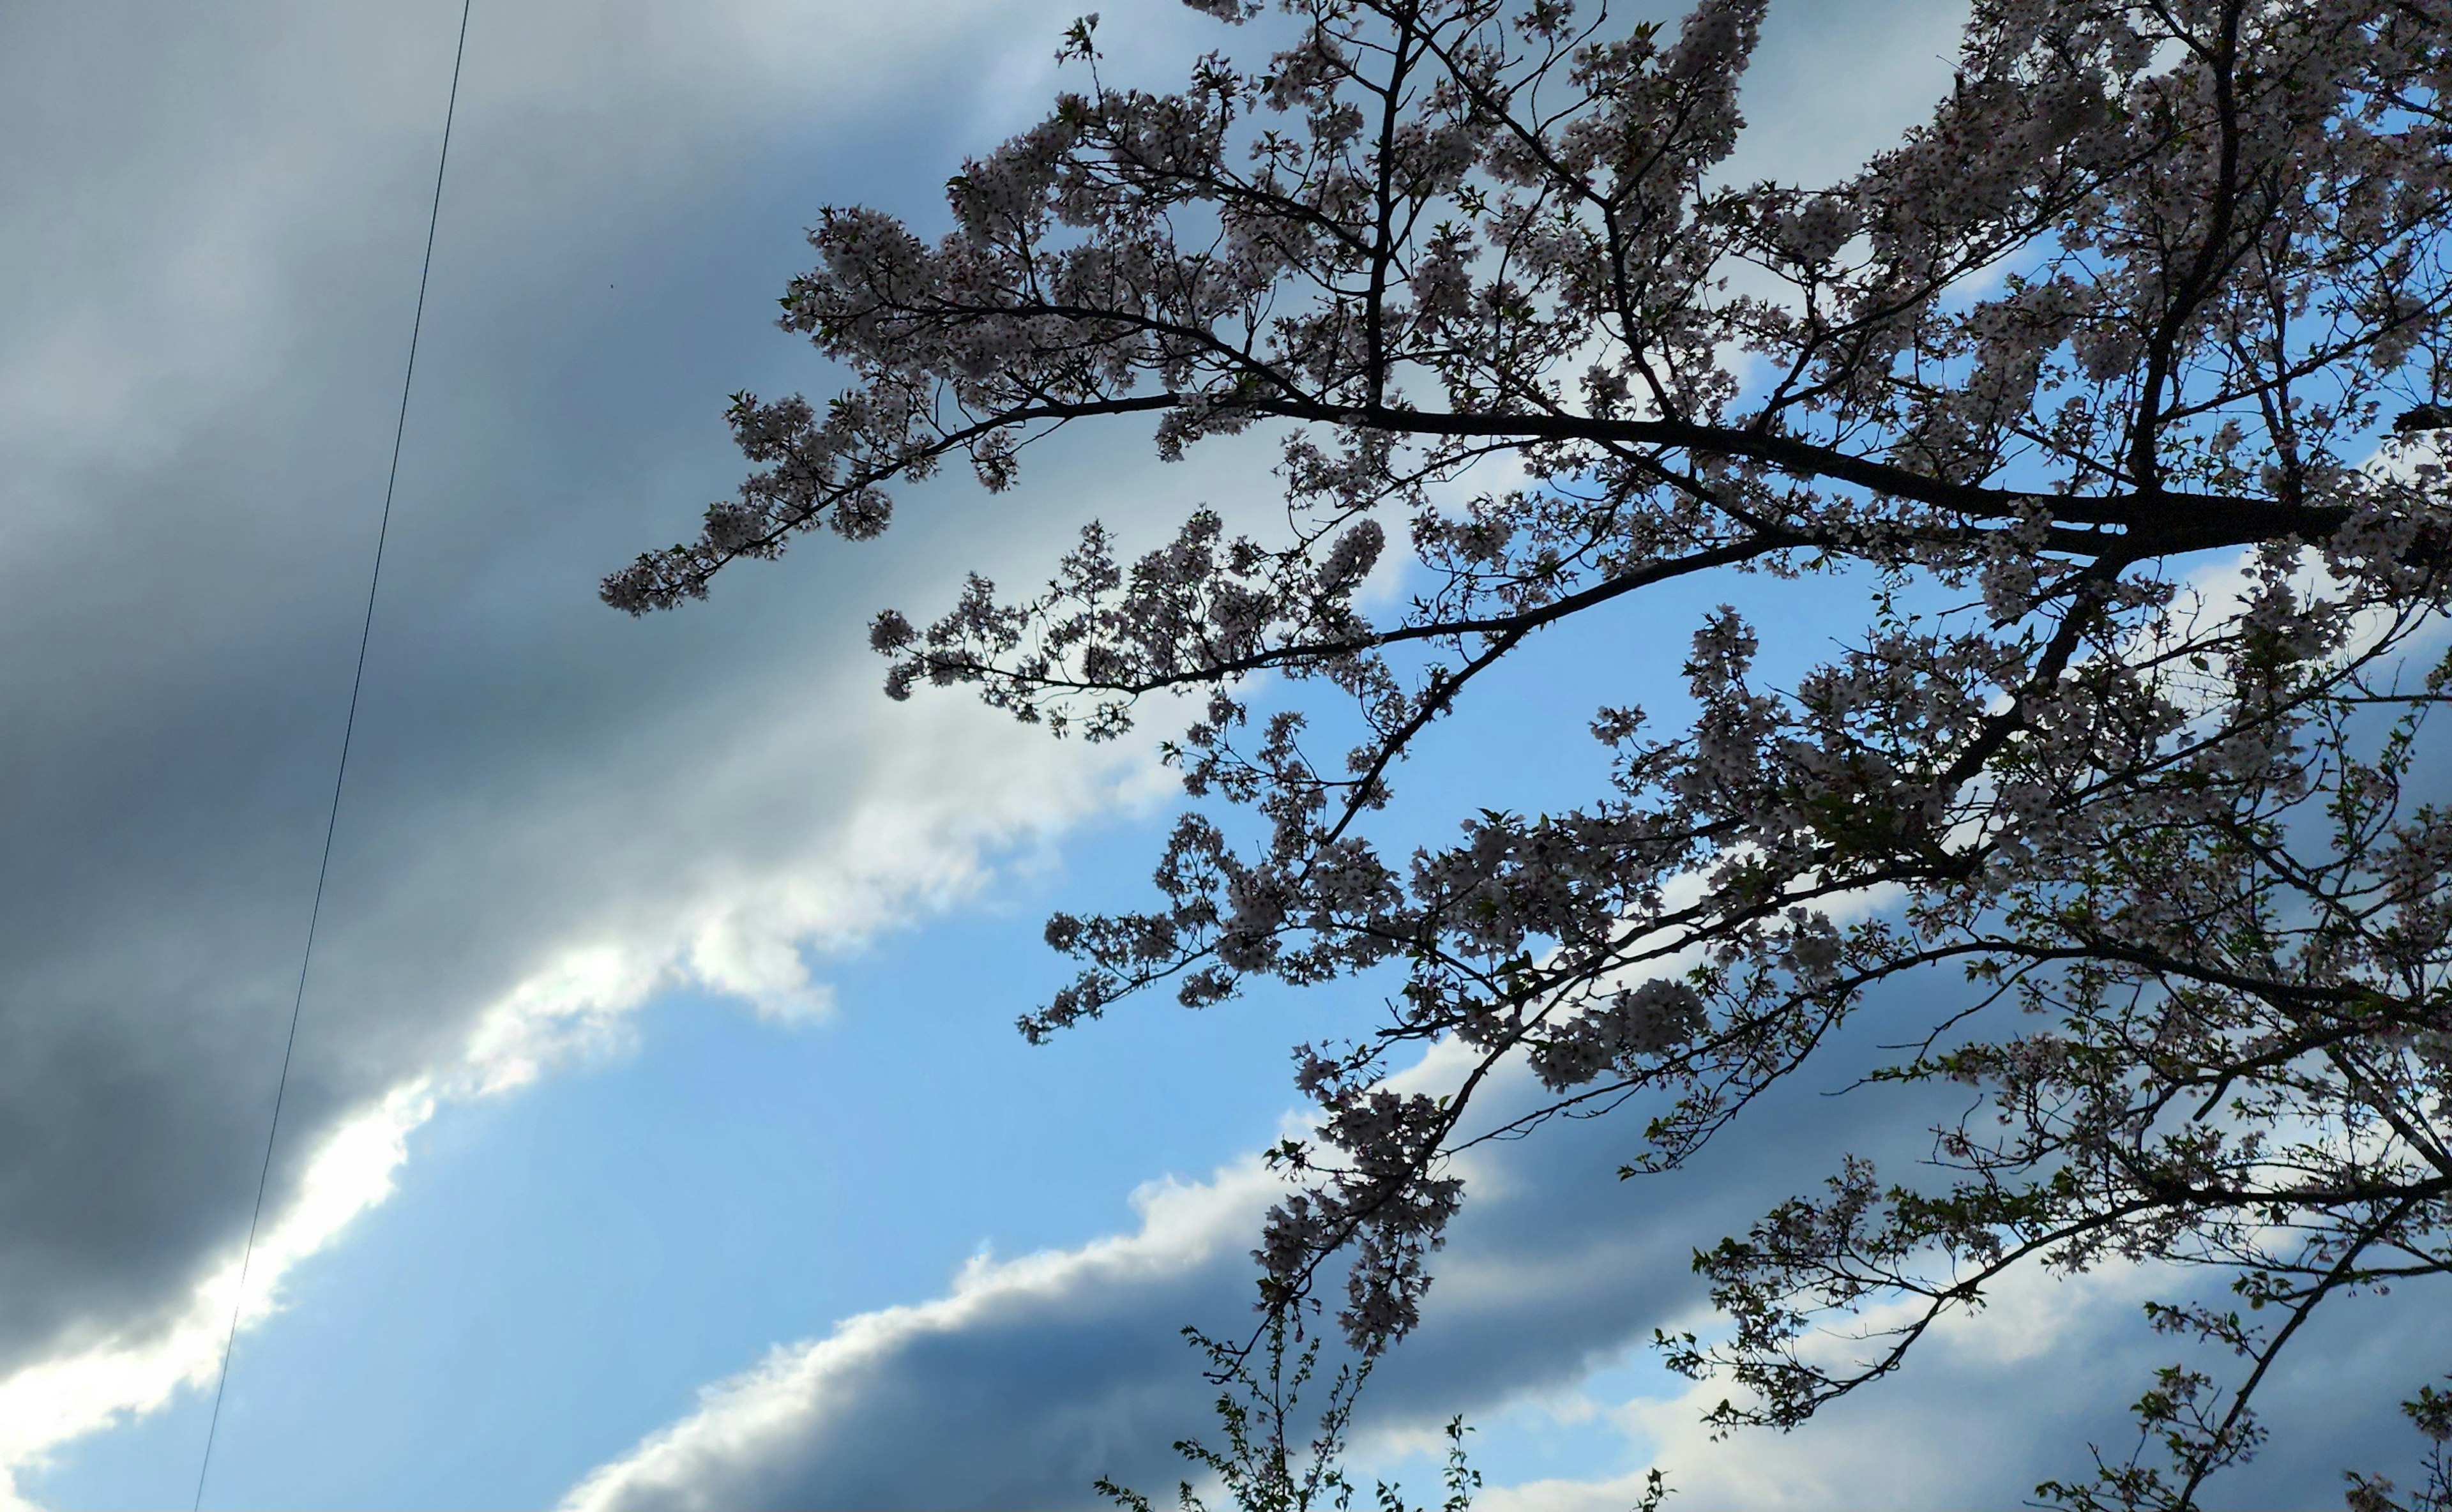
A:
193,3,473,1505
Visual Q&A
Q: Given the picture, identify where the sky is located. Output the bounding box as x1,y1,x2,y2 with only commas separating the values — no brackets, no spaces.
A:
1,1,2443,1508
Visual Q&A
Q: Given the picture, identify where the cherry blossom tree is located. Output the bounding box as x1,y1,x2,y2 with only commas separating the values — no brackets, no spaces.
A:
608,1,2452,1503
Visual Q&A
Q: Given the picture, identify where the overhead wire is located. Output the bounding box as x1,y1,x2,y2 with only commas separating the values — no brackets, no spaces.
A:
192,2,474,1504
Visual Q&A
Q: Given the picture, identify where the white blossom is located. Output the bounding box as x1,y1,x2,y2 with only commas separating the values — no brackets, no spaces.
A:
614,1,2452,1503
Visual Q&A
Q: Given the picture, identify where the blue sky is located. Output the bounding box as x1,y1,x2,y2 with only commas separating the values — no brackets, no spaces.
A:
3,1,2444,1508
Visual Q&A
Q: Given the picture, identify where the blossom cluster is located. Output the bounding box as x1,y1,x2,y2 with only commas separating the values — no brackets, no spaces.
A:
615,0,2452,1500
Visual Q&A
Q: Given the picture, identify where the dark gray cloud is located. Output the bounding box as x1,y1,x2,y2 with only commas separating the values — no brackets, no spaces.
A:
559,1162,1276,1511
564,974,2452,1511
0,0,1200,1441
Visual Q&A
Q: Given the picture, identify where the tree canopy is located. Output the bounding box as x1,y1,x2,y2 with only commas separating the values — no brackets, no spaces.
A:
609,1,2452,1503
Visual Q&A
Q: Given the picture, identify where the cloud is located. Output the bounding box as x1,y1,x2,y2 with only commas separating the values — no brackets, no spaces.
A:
536,966,1917,1509
552,958,2452,1511
562,1159,1287,1512
1478,1248,2452,1512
